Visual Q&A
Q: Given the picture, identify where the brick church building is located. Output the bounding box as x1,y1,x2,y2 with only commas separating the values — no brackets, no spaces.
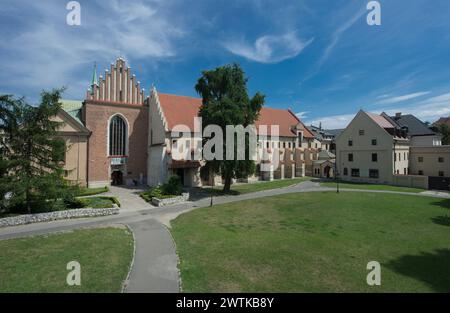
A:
58,58,326,188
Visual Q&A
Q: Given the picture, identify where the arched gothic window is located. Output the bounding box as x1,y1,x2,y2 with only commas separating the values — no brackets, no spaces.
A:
109,115,127,156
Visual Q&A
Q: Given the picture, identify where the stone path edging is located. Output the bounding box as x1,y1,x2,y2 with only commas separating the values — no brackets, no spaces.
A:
0,207,119,228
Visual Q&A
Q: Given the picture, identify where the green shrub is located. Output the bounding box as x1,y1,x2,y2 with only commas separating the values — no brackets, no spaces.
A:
63,197,85,209
105,196,121,207
140,178,183,203
161,176,182,196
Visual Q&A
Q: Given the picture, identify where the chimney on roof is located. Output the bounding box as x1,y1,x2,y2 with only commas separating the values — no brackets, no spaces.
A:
395,112,402,118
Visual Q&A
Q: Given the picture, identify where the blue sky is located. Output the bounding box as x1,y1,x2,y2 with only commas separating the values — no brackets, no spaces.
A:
1,0,450,128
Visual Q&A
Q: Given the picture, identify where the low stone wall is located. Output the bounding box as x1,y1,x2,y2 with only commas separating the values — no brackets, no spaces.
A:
151,193,189,207
0,207,120,228
393,174,428,189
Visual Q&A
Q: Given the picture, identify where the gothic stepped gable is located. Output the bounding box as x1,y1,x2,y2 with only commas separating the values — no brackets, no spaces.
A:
86,58,145,105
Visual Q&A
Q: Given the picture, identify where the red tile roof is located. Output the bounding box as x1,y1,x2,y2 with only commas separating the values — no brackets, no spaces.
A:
157,93,202,131
434,116,450,127
366,112,395,129
157,93,314,138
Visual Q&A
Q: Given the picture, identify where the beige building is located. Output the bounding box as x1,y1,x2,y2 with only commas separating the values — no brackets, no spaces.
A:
54,102,90,186
147,88,320,187
336,110,410,184
409,146,450,178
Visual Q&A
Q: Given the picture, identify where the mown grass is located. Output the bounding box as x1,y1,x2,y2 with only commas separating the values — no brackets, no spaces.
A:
172,192,450,292
78,196,120,208
320,181,424,193
0,227,134,292
206,177,312,195
75,186,109,197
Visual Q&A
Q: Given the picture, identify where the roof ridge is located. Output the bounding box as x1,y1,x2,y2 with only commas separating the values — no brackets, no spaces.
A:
158,92,202,100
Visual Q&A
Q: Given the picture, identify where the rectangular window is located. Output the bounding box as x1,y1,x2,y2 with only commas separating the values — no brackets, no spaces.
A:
351,168,360,177
372,153,378,162
418,156,423,163
369,169,379,178
438,157,444,163
359,130,365,136
372,139,377,146
404,168,407,175
418,170,424,175
439,171,444,177
283,142,286,148
266,142,269,149
348,140,353,146
343,168,348,176
348,153,354,162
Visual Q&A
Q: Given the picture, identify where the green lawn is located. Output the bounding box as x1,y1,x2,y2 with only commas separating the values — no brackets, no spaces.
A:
78,196,120,208
207,177,312,195
320,181,425,193
75,186,109,197
0,227,133,292
171,192,450,292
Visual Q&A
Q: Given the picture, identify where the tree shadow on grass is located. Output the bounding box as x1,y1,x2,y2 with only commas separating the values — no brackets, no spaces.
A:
431,198,450,210
186,187,240,201
386,249,450,292
431,215,450,227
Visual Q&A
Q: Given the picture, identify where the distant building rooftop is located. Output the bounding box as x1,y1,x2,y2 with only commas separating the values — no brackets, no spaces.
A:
434,116,450,127
389,113,436,136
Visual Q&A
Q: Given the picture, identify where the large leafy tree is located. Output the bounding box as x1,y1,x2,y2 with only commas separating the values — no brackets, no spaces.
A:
0,90,68,213
195,64,265,192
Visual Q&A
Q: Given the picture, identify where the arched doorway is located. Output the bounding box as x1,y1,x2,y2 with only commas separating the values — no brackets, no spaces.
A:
111,170,123,186
324,166,331,178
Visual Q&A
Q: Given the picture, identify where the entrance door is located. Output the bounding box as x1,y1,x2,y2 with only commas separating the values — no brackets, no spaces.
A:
111,170,123,186
176,169,185,186
324,166,331,178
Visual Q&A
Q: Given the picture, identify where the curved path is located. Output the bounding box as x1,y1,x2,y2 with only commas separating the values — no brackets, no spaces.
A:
0,181,448,292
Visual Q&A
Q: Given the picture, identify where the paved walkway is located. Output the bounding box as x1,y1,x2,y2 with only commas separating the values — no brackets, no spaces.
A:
93,185,151,212
125,219,179,293
1,180,449,292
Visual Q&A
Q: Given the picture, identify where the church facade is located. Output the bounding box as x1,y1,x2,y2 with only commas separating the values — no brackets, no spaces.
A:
59,58,327,188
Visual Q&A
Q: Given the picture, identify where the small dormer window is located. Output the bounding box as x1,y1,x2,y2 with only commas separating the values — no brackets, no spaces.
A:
359,130,365,136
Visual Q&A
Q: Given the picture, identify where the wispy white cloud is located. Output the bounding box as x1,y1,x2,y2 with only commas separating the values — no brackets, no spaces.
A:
306,113,355,129
296,111,309,119
375,91,430,105
299,7,365,85
224,32,314,63
385,92,450,122
318,7,366,67
0,0,184,99
308,91,450,129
